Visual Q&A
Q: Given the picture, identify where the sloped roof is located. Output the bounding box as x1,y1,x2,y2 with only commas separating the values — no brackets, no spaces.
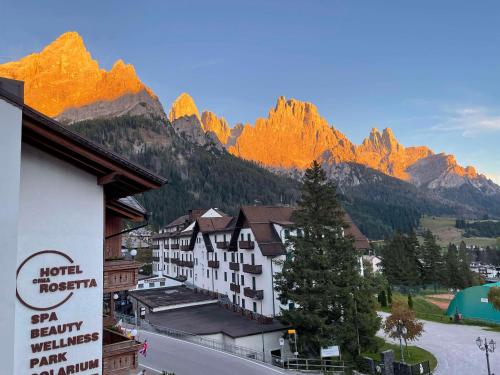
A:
118,196,147,215
343,213,371,250
197,216,234,233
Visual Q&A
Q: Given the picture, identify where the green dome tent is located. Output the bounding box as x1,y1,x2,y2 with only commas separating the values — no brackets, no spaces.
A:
446,282,500,323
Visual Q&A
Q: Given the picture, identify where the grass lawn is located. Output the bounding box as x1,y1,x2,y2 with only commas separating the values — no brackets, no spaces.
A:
378,293,452,324
363,338,437,370
419,215,497,247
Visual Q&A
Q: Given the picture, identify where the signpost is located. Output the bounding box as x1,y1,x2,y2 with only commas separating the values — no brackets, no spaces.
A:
321,346,340,358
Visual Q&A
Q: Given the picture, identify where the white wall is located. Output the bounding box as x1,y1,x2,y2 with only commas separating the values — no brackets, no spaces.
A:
15,144,104,374
0,98,22,375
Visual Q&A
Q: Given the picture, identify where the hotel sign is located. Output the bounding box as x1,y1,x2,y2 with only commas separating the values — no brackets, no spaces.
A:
17,250,101,375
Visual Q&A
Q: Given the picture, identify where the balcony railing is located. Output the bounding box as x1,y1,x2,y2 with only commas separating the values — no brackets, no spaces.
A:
179,260,194,268
103,328,141,375
180,244,191,251
103,315,116,328
243,264,262,274
216,241,229,249
229,262,240,271
171,258,180,265
239,240,255,250
208,260,220,268
244,287,264,300
174,275,187,282
152,256,160,262
103,259,139,293
164,257,170,263
152,244,160,250
230,283,241,293
171,243,180,250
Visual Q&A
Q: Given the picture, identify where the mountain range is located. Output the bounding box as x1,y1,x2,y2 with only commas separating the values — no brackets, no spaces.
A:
2,31,500,237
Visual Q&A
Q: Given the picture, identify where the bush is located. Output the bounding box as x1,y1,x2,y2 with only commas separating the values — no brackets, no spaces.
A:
408,294,414,310
378,290,388,307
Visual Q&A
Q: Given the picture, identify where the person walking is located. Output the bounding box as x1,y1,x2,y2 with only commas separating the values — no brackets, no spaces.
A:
139,340,149,357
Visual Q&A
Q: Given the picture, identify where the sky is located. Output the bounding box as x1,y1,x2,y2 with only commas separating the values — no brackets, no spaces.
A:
1,0,500,181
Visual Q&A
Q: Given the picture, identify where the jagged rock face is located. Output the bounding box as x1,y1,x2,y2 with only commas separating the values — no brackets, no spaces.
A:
229,96,357,169
226,123,244,148
0,31,164,121
201,111,231,144
171,115,223,150
169,93,200,122
355,128,433,179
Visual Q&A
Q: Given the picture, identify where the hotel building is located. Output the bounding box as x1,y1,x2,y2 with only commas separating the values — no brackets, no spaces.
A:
0,78,166,375
152,206,370,319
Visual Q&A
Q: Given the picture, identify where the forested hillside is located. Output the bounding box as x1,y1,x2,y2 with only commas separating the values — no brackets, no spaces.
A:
69,115,435,238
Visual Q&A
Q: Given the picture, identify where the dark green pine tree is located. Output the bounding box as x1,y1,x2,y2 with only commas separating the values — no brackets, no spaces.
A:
458,241,473,288
275,161,380,359
444,243,460,289
421,230,444,291
381,232,420,287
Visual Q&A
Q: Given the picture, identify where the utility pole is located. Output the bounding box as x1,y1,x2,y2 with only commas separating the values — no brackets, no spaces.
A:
477,337,496,375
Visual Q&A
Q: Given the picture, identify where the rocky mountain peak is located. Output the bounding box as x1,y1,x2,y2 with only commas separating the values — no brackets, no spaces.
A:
169,93,200,123
0,31,162,121
201,111,230,144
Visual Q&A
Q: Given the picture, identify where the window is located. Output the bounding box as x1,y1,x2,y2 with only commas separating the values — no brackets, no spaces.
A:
241,233,244,241
224,272,227,282
251,254,255,265
190,270,193,278
252,277,256,290
215,253,218,261
253,302,257,313
166,266,169,273
196,258,198,265
215,234,218,242
207,269,210,278
247,233,251,241
241,275,245,286
215,270,218,280
237,296,240,305
242,299,246,309
207,252,209,260
284,229,290,239
224,252,227,262
160,282,165,287
231,253,235,262
139,284,144,289
232,273,236,283
233,295,236,304
223,234,227,242
239,253,243,264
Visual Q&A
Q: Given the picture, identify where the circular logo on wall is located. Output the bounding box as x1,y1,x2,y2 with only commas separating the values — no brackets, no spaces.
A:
16,250,97,311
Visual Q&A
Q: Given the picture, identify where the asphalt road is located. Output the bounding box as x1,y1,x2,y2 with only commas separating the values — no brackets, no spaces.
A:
136,329,288,375
378,312,500,375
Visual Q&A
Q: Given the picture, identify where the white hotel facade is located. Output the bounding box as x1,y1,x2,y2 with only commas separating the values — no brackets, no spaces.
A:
152,206,370,318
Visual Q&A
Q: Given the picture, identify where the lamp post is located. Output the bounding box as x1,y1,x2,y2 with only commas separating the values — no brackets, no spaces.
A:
476,337,496,375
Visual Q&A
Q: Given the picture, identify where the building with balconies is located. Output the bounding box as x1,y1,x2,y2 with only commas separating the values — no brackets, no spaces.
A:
0,78,166,375
152,204,370,319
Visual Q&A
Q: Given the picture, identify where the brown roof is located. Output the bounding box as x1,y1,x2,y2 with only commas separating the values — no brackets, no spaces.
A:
343,213,371,250
234,206,294,256
197,216,234,233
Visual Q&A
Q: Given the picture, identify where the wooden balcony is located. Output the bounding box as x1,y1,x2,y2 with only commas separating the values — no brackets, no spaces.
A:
103,315,116,328
208,260,220,268
103,328,141,375
244,287,264,300
180,244,191,251
243,264,262,274
230,283,241,293
229,262,240,271
171,258,180,265
216,241,229,249
171,243,179,249
103,259,140,293
152,256,160,262
239,240,255,250
152,244,160,250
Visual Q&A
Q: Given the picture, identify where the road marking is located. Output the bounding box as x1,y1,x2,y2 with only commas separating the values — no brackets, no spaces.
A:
139,364,162,373
139,329,286,374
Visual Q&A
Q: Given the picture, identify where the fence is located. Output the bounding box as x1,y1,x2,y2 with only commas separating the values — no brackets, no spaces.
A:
115,312,265,362
272,356,352,374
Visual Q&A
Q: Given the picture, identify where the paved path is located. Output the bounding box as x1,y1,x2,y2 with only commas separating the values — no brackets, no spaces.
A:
136,329,287,375
378,312,500,375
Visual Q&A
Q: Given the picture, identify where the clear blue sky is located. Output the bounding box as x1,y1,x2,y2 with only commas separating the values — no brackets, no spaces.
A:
2,0,500,181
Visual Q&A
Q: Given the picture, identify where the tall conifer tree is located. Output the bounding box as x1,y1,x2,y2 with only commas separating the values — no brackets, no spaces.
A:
275,161,379,358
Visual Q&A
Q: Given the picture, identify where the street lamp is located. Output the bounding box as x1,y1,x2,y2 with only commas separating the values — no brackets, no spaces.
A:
476,337,496,375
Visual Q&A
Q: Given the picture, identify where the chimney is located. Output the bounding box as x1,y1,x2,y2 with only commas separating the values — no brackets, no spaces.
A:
0,78,24,104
